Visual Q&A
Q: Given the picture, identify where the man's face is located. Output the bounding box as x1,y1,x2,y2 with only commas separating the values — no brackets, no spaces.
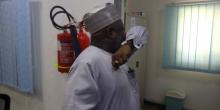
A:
109,20,125,53
90,20,125,53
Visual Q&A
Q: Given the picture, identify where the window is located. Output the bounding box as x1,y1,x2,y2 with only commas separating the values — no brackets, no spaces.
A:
0,0,34,93
163,2,220,73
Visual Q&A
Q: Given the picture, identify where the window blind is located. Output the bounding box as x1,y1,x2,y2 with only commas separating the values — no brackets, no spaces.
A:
163,2,220,73
0,0,33,93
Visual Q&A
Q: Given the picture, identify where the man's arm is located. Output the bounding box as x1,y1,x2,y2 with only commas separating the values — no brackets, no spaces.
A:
112,40,134,69
112,26,148,69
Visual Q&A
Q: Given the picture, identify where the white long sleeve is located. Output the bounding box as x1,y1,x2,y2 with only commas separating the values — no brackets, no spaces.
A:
123,26,149,49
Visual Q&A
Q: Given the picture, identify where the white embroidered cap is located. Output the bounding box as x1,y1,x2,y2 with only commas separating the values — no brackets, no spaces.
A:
84,4,121,34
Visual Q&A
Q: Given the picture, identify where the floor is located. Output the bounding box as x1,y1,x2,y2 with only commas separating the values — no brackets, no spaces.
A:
142,102,165,110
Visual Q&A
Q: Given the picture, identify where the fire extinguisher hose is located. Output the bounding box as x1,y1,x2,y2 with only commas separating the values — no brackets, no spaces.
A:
50,5,75,30
50,5,81,57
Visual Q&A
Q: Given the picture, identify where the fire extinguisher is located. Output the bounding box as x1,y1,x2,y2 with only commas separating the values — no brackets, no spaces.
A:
57,29,75,73
50,6,83,73
77,22,90,51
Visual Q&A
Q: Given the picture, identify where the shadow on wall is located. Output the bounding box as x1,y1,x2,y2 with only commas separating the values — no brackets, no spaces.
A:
30,1,43,99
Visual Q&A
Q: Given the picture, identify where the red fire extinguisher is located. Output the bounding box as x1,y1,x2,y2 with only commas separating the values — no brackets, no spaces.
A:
77,22,90,51
50,6,90,73
57,29,75,73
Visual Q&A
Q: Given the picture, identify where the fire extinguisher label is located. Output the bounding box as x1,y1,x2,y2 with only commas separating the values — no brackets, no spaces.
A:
58,42,75,64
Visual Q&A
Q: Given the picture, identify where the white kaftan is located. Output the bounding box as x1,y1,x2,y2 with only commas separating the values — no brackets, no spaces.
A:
64,46,140,110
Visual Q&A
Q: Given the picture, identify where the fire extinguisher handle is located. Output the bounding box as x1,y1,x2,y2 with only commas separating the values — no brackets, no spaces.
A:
69,25,81,57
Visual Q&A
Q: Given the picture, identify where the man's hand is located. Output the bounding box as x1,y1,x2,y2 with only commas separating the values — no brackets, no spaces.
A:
112,26,148,70
112,43,132,70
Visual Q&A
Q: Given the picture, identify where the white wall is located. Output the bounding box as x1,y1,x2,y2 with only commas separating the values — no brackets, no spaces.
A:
127,0,220,110
0,0,113,110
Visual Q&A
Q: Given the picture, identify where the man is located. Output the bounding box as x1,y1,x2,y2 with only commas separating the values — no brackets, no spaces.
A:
64,5,140,110
112,26,148,69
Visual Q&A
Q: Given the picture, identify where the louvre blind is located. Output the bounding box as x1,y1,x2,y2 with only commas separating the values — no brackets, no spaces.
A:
163,2,220,73
0,0,33,93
